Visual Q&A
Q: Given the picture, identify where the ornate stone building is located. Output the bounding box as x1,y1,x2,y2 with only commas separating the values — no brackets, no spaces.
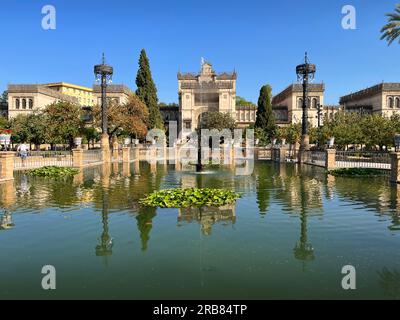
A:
7,83,132,119
178,61,237,134
272,83,338,127
340,83,400,116
235,105,256,128
44,82,94,106
7,84,79,118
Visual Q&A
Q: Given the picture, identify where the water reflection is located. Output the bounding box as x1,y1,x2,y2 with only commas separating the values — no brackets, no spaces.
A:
378,268,400,299
1,162,400,299
178,205,236,236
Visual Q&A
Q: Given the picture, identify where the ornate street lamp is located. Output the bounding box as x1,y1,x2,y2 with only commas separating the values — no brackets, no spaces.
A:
296,52,316,151
94,53,113,148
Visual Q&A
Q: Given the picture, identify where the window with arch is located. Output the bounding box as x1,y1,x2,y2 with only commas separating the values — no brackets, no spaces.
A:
389,97,394,108
312,98,317,109
15,98,20,109
396,97,400,108
246,112,250,121
307,98,311,107
22,98,27,109
241,112,245,121
29,99,33,109
298,98,303,109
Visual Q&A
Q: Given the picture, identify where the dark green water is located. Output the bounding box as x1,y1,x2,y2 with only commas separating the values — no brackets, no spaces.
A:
0,161,400,299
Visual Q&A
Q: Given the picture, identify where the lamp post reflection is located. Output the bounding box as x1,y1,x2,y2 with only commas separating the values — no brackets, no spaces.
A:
293,171,315,266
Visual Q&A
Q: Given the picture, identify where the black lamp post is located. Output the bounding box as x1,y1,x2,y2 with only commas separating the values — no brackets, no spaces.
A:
296,52,316,151
94,54,113,136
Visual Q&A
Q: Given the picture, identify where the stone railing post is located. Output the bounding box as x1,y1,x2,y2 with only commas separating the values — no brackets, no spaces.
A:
254,147,259,161
131,147,139,161
112,141,119,160
390,152,400,183
122,146,130,163
279,146,288,163
325,149,336,171
101,134,111,163
72,149,83,167
0,152,15,181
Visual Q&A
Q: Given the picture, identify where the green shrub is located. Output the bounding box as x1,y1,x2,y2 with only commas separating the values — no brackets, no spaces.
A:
27,166,79,177
139,188,241,208
328,168,387,177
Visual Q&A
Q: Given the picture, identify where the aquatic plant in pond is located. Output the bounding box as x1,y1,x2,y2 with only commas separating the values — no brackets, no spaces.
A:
139,188,241,208
328,168,387,177
27,166,79,177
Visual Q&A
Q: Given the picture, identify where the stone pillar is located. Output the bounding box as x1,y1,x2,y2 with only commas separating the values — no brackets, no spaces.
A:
133,159,140,173
279,146,287,163
325,149,336,171
272,148,279,162
390,152,400,183
298,149,311,164
112,141,119,160
72,149,83,167
122,146,130,163
132,147,140,161
0,152,15,181
122,162,130,177
101,133,111,163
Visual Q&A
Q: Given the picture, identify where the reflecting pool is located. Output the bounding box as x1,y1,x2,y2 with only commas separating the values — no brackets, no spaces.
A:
1,162,400,299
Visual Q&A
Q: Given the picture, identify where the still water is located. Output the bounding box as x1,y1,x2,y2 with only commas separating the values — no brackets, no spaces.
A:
0,161,400,299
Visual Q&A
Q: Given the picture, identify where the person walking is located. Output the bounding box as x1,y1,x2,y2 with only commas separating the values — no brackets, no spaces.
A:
17,143,28,167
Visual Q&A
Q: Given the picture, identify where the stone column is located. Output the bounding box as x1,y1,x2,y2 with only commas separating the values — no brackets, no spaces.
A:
72,149,83,167
325,149,336,171
298,149,311,164
279,146,287,163
272,148,278,162
0,152,15,181
132,147,140,161
112,141,119,160
101,133,111,163
122,146,130,163
390,152,400,183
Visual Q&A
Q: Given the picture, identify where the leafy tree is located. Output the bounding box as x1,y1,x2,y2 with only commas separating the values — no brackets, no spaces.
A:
255,85,276,142
93,94,149,140
43,101,84,148
26,114,48,149
236,96,255,107
135,49,163,130
0,116,9,128
199,111,236,131
278,123,301,145
82,127,100,149
9,114,30,144
381,4,400,45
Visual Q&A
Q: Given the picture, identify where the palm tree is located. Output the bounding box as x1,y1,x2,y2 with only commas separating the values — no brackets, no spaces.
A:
381,4,400,45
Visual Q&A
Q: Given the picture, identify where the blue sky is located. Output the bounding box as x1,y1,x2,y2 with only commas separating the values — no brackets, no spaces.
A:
0,0,399,104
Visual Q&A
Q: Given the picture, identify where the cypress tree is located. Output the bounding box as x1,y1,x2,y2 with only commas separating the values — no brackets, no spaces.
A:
135,49,164,130
255,85,276,141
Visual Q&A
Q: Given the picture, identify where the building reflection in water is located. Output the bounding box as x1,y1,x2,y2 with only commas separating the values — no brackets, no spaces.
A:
177,205,236,236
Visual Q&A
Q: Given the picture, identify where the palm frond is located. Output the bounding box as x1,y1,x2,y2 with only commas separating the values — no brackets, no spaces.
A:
381,5,400,45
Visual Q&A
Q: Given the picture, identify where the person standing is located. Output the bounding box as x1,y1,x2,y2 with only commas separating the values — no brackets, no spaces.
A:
17,143,28,167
